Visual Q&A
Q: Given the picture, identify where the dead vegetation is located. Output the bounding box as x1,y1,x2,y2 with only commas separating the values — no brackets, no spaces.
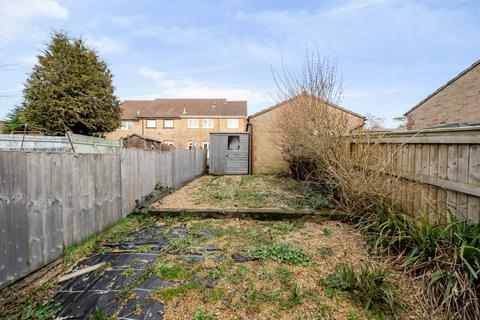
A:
154,175,333,212
272,50,480,319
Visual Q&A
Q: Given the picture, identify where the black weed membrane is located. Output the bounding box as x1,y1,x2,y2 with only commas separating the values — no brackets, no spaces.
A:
54,253,166,319
53,223,223,319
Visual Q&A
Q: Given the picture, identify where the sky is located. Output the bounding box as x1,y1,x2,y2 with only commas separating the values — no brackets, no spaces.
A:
0,0,479,127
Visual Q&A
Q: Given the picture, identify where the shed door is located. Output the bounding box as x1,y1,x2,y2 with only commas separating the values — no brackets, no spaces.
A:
226,135,248,174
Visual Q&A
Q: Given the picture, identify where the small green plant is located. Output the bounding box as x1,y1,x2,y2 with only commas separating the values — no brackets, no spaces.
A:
248,242,313,266
194,308,217,320
155,263,192,280
322,262,402,317
228,265,251,284
154,280,200,300
346,313,360,320
318,246,335,258
276,266,292,287
121,267,135,277
285,285,303,307
90,308,114,320
208,288,225,301
17,301,60,320
322,228,332,237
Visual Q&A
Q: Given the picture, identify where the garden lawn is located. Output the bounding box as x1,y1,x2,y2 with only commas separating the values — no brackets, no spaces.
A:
153,175,332,211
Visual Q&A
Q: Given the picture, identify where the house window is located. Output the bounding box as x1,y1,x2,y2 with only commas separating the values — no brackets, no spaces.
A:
146,119,156,128
120,121,132,130
228,135,240,150
187,140,197,150
202,141,210,158
188,119,199,128
227,119,239,129
203,119,213,128
163,119,174,128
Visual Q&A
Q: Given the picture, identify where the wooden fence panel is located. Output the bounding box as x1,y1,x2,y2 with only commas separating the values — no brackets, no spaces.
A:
352,127,480,222
0,147,206,289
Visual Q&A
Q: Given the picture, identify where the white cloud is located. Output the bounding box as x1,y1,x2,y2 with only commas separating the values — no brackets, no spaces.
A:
86,36,128,55
329,0,391,13
0,0,68,39
110,15,143,29
136,66,272,108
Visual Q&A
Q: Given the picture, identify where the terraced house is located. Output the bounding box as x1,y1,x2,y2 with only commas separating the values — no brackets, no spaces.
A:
106,98,247,150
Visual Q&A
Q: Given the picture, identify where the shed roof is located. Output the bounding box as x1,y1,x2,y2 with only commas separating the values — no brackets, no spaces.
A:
404,59,480,116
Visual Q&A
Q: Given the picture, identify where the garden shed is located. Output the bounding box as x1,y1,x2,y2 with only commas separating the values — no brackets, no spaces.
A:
209,132,249,174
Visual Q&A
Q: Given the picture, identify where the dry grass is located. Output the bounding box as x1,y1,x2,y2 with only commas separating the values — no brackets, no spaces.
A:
154,175,329,211
153,218,432,320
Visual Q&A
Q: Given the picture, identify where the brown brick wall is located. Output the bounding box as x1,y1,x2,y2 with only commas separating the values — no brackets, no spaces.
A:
249,100,364,175
106,117,246,149
407,64,480,130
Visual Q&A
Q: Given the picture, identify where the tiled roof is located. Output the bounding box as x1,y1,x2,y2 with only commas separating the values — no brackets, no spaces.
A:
120,98,247,119
248,92,365,119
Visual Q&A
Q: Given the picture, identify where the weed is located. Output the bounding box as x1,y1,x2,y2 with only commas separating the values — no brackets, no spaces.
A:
228,265,250,284
276,266,293,287
346,313,360,320
90,308,114,320
155,263,192,280
16,301,60,320
122,268,136,277
322,228,332,237
284,285,303,307
194,308,216,320
258,269,274,281
208,288,225,301
205,267,224,280
316,302,332,318
269,222,302,235
154,280,200,300
363,212,480,318
318,246,335,258
135,244,152,253
322,262,402,317
248,242,314,266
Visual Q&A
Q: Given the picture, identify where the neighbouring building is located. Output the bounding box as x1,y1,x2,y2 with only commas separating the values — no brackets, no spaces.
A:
404,59,480,130
247,93,365,175
106,98,247,151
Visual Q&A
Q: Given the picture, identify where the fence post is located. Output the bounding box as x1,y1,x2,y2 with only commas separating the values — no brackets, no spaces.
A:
119,149,126,218
171,148,176,188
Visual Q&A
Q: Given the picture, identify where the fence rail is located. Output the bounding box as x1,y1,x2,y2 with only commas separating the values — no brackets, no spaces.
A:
0,147,206,289
0,133,121,153
351,126,480,222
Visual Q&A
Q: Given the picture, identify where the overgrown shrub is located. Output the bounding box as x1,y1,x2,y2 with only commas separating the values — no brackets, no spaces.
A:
322,262,402,317
363,212,480,319
273,52,480,318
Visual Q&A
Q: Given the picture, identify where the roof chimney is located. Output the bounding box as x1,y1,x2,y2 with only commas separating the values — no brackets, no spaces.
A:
183,108,187,114
137,110,140,116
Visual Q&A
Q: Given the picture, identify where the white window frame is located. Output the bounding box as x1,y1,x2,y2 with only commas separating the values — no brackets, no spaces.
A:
146,119,157,128
227,118,239,129
187,140,197,150
187,119,199,128
163,119,174,128
120,120,133,130
163,141,174,146
203,119,213,128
